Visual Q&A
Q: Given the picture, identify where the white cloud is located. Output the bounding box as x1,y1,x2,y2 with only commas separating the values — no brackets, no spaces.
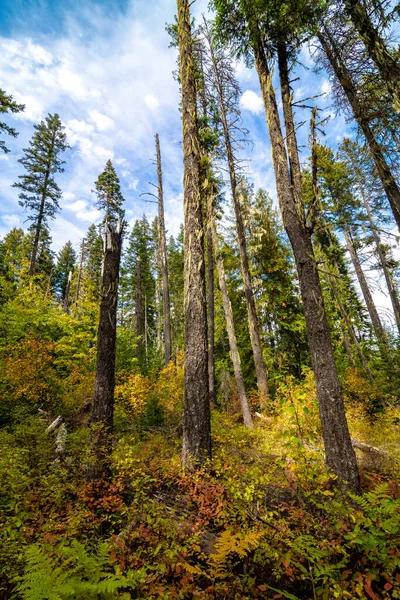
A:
239,90,264,115
321,78,332,95
144,94,159,110
13,93,44,121
128,179,139,191
1,214,21,229
89,110,114,131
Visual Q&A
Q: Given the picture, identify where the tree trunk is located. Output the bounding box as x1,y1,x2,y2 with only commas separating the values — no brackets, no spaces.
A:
88,225,123,481
207,194,215,406
343,331,356,366
345,0,400,112
343,228,389,345
177,0,211,468
136,254,144,358
155,134,173,365
204,25,269,400
323,259,376,385
63,271,72,312
246,18,359,491
347,152,400,333
75,239,85,304
277,38,304,217
318,29,400,231
211,218,253,427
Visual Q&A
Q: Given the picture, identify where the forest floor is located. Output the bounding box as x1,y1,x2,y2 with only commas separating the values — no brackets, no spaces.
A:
1,368,400,600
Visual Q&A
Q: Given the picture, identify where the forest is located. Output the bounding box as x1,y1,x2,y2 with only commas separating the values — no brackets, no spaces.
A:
1,0,400,598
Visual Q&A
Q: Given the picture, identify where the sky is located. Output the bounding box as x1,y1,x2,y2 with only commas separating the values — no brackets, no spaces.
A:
0,0,397,325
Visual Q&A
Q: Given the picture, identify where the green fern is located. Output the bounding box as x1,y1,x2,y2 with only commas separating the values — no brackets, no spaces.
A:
15,540,145,599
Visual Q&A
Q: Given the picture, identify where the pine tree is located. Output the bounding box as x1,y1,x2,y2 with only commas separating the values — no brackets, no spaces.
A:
93,160,125,228
155,134,173,366
213,0,360,491
201,18,269,401
167,227,185,353
177,0,211,467
55,241,77,301
343,0,400,113
121,217,157,371
0,89,24,153
13,113,69,275
0,228,29,302
84,224,104,301
317,27,400,231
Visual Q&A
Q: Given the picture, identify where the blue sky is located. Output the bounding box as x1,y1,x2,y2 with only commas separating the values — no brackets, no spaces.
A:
0,0,346,254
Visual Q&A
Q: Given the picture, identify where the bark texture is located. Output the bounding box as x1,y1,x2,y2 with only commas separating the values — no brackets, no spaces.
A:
156,134,173,365
319,29,400,231
88,226,123,480
178,0,211,467
245,14,359,491
211,219,253,427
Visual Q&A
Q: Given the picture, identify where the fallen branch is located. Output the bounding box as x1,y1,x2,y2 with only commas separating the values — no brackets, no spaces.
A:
46,415,63,433
351,438,390,458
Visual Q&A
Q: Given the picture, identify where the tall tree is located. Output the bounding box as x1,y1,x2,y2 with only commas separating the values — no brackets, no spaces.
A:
213,0,360,491
55,241,77,301
340,138,400,335
177,0,211,467
88,222,124,481
211,207,253,426
13,113,69,275
84,224,103,301
93,160,125,228
202,19,269,400
0,89,24,153
343,0,400,112
316,143,389,348
155,134,173,365
122,217,157,369
317,27,400,231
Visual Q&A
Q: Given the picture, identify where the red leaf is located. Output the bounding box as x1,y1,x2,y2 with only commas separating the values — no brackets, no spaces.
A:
257,585,267,591
384,583,393,591
364,585,378,600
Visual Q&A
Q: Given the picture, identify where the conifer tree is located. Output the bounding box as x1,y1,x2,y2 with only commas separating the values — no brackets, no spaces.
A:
55,241,77,301
155,134,173,366
343,0,400,112
121,217,157,370
0,89,24,153
93,160,125,228
84,224,103,301
177,0,211,467
212,0,360,491
167,227,185,352
317,27,400,231
13,113,69,275
201,19,269,401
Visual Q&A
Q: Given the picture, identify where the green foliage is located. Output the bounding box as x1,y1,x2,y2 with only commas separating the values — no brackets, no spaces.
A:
55,241,77,300
16,540,145,599
93,160,125,227
13,113,69,229
0,88,25,153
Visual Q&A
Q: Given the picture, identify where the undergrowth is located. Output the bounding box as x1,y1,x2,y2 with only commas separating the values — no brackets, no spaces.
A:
0,366,399,599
